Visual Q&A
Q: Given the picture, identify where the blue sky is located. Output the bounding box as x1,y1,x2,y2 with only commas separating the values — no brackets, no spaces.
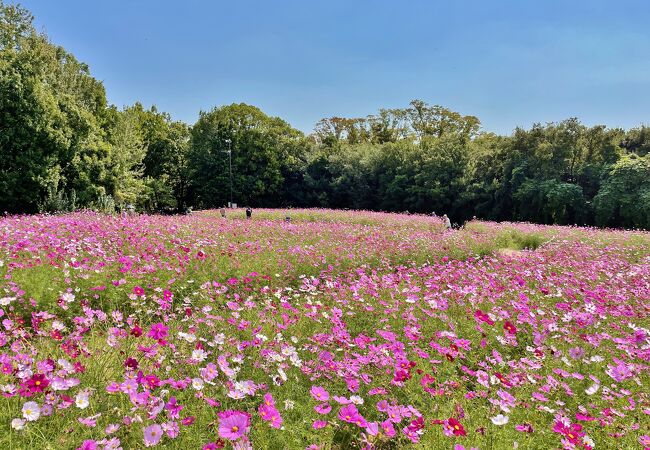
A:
19,0,650,134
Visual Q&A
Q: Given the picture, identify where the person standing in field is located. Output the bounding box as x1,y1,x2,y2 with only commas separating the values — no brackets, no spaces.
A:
285,207,292,223
220,206,226,218
442,214,452,230
246,207,252,219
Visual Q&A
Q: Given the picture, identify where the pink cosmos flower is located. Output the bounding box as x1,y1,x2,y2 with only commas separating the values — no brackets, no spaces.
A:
258,403,282,428
474,309,494,325
313,420,327,429
310,386,330,402
553,420,585,445
23,373,49,395
218,410,250,440
386,405,402,423
504,320,517,335
181,416,196,426
165,397,183,419
443,417,466,436
314,403,332,414
339,404,367,427
515,423,534,433
76,441,97,450
147,323,169,341
365,422,379,436
143,424,163,447
130,325,143,337
639,435,650,448
606,360,633,382
262,393,275,407
133,286,145,296
381,420,396,437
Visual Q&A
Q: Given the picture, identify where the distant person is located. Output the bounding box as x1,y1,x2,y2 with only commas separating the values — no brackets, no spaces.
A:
285,208,292,223
220,206,226,218
442,214,452,230
245,207,252,219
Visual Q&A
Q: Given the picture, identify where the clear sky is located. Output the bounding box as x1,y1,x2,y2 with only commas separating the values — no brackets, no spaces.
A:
18,0,650,134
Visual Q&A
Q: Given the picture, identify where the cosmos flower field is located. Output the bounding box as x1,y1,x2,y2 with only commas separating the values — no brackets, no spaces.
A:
1,209,649,450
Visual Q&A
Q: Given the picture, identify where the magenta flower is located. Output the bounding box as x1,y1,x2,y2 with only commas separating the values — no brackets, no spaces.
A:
515,423,534,433
181,416,196,426
381,420,396,437
310,386,330,402
22,373,49,395
314,403,332,414
218,410,250,440
148,323,169,341
76,440,97,450
504,320,517,335
133,286,145,296
339,404,367,427
262,393,276,408
165,396,183,419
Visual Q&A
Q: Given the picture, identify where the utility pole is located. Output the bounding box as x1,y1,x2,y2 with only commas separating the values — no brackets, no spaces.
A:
224,139,233,207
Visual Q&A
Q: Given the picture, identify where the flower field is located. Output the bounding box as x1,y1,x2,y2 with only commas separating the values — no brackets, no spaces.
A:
1,209,649,450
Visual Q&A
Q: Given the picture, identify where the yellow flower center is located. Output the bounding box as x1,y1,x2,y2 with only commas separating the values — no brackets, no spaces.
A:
232,426,239,432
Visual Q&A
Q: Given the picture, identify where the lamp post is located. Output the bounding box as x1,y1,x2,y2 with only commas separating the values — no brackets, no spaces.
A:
223,139,233,207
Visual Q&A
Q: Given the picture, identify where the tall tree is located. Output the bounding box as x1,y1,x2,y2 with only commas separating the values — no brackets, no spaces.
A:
188,103,309,208
0,1,112,212
594,154,650,229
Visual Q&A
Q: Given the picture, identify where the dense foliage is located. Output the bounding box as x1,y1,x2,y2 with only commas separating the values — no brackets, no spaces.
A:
1,2,649,228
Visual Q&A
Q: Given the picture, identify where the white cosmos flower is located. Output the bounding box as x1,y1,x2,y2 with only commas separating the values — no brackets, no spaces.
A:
491,414,509,425
11,418,26,430
22,401,40,421
75,392,90,409
191,378,204,390
0,297,15,306
585,383,600,395
191,349,207,362
52,321,66,331
177,332,196,343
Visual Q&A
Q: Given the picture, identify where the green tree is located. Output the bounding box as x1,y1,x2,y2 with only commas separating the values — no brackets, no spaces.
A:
620,126,650,157
188,103,309,208
0,2,112,212
594,154,650,228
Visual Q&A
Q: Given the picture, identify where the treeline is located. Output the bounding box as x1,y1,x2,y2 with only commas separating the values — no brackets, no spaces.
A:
1,3,650,228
